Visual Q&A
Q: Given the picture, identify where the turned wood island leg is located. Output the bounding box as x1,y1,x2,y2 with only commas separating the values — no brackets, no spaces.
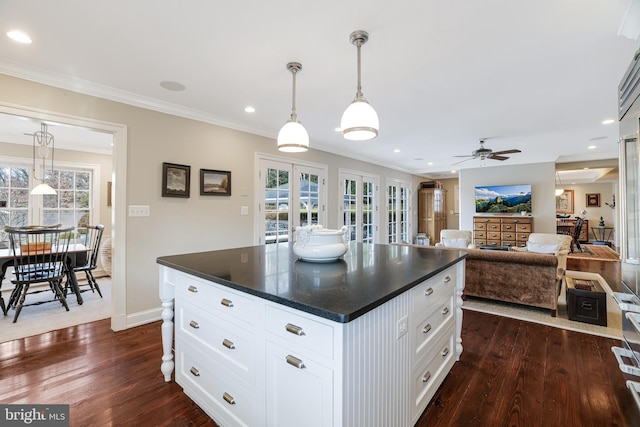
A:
159,266,176,382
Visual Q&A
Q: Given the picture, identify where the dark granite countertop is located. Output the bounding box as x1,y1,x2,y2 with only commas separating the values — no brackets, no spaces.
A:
157,242,467,323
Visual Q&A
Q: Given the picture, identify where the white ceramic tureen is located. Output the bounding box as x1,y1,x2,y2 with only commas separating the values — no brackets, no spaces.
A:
293,225,349,262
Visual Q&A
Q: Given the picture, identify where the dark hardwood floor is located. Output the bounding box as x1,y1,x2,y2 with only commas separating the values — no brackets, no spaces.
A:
1,310,638,426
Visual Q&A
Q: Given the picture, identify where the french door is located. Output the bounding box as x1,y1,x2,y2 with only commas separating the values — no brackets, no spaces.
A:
387,179,411,244
257,157,326,245
340,170,379,243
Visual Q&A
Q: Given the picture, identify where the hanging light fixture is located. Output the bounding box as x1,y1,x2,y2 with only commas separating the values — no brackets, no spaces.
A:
555,171,565,196
341,30,379,141
29,123,57,195
277,62,309,152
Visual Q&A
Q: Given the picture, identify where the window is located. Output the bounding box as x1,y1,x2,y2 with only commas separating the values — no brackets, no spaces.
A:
0,158,99,246
340,170,378,243
387,179,411,244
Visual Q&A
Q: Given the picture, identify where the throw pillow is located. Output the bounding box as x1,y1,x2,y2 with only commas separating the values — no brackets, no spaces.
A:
442,237,469,248
527,242,560,254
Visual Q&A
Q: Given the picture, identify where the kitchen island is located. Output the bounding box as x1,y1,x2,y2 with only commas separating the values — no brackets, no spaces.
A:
158,242,466,427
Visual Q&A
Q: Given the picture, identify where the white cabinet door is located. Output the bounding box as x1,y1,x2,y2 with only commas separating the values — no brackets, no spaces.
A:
265,341,334,427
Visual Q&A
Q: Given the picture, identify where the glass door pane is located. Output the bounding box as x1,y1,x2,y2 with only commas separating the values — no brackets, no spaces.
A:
264,166,291,244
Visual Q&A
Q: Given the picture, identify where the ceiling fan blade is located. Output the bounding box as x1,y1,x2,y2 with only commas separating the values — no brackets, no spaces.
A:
488,155,509,161
490,149,521,156
452,157,475,165
453,154,475,158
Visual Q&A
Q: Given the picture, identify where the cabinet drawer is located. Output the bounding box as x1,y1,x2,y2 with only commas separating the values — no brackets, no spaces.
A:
412,295,454,362
501,223,519,232
265,304,335,360
501,218,531,225
177,303,256,384
515,224,532,232
474,217,501,223
475,239,486,246
474,223,487,231
484,240,502,247
487,231,501,240
411,267,456,316
474,230,486,239
501,232,516,241
176,273,259,326
486,223,501,231
411,324,455,420
177,341,257,427
516,233,530,241
501,241,515,248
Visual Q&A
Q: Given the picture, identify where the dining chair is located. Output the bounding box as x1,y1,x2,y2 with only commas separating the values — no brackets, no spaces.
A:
68,224,105,298
4,225,75,323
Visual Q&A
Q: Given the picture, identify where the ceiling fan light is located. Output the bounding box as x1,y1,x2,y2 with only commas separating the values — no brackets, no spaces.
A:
277,120,309,152
341,99,379,141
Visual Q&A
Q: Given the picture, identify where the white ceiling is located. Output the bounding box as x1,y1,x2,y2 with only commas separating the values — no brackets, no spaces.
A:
0,0,638,178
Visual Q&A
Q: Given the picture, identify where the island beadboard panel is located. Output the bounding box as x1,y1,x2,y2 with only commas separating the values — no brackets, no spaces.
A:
473,216,533,248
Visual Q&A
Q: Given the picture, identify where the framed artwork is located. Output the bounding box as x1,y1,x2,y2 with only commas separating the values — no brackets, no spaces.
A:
556,189,574,214
200,169,231,196
586,193,600,207
162,162,190,198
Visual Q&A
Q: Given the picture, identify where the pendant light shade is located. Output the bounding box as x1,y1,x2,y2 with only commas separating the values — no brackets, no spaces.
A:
341,30,378,141
277,62,309,153
31,182,57,195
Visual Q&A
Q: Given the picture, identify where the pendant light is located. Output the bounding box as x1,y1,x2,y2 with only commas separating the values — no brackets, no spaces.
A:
341,30,379,141
29,123,57,195
277,62,309,152
555,171,564,196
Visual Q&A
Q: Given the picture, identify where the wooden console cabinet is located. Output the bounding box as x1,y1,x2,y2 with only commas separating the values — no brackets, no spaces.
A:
473,215,533,248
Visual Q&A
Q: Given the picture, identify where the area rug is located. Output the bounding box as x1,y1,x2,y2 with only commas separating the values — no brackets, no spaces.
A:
0,277,111,343
463,271,622,340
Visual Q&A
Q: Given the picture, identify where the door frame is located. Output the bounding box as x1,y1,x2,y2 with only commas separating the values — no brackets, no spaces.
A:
0,102,128,331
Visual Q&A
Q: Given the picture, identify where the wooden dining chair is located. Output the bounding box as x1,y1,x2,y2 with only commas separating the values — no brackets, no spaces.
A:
68,224,105,298
4,225,75,323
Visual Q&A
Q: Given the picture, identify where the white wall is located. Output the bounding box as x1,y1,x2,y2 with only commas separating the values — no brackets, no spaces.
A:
459,162,557,233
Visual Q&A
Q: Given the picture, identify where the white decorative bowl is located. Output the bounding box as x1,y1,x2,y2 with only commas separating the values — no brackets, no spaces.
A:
293,225,349,262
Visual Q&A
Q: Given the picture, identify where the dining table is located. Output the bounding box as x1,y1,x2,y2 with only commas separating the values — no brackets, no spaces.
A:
0,243,88,315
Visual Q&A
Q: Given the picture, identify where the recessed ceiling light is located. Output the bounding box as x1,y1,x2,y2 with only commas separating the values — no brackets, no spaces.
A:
394,149,400,153
159,81,186,91
244,106,255,113
427,162,433,166
602,119,615,125
451,170,457,174
587,145,597,150
7,30,31,44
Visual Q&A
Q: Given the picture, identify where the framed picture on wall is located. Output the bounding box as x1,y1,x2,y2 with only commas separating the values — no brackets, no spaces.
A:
162,162,191,198
200,169,231,196
586,193,600,207
556,189,574,214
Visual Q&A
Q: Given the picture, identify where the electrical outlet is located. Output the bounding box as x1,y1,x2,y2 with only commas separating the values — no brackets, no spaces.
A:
396,315,408,340
128,205,150,217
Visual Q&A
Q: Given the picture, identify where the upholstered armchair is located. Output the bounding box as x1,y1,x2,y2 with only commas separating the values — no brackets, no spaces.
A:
434,229,476,249
511,233,573,279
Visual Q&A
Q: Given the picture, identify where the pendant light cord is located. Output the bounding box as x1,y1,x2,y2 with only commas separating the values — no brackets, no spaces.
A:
290,67,298,121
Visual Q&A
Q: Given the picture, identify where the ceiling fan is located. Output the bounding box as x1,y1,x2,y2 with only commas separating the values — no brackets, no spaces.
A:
453,139,521,164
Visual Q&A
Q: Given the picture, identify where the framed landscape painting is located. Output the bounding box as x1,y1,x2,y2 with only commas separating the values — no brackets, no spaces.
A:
162,162,190,198
200,169,231,196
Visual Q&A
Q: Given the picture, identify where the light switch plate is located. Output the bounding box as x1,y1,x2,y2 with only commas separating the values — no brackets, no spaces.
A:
128,205,150,217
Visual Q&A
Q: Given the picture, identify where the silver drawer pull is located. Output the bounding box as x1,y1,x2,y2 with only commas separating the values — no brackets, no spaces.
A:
505,225,512,229
190,367,200,377
222,339,236,350
444,276,451,283
442,306,450,316
285,323,306,336
223,392,236,405
424,287,434,296
286,355,306,369
422,324,432,334
187,285,198,293
189,320,200,329
220,298,234,307
441,347,449,357
422,371,431,383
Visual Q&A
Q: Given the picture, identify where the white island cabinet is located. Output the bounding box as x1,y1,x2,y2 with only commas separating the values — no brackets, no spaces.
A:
158,243,466,427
